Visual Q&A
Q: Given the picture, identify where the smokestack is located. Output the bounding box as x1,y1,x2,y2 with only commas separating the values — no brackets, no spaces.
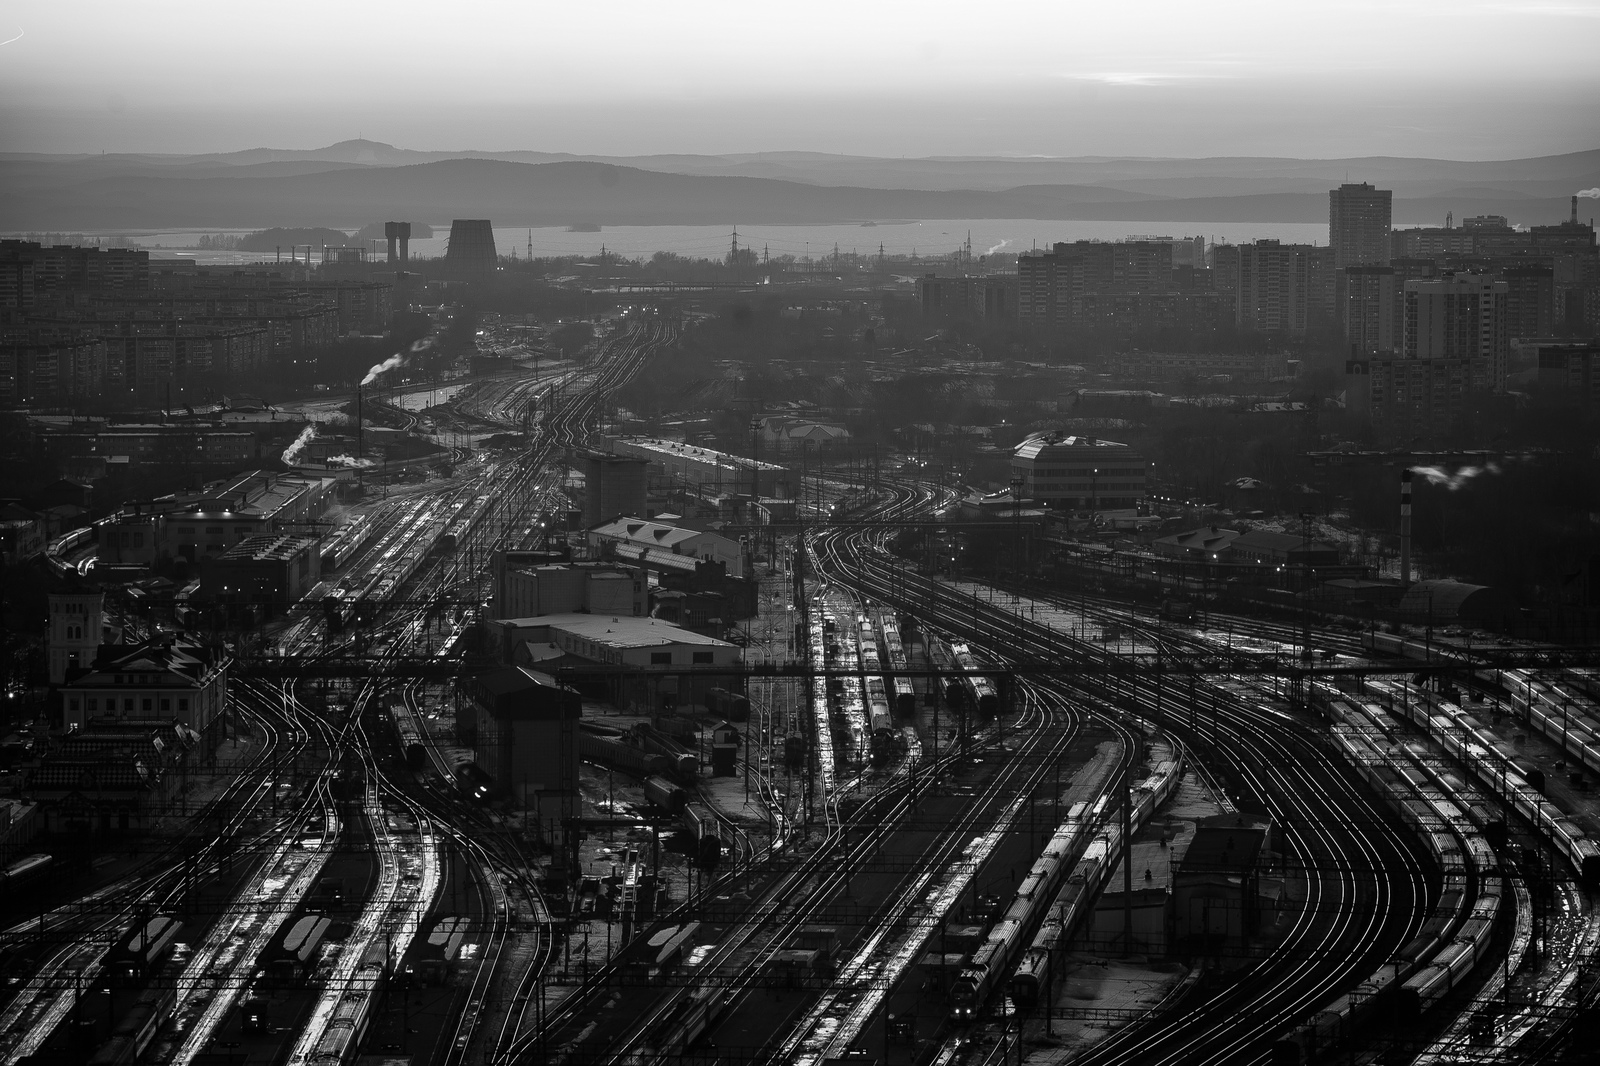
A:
1399,468,1413,587
1574,195,1580,225
356,386,364,459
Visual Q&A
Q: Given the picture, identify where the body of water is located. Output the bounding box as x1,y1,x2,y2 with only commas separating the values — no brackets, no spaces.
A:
84,218,1382,266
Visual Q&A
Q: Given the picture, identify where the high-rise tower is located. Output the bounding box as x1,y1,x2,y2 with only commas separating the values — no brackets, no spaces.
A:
1329,183,1393,268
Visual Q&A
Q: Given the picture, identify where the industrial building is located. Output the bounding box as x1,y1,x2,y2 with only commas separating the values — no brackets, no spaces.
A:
446,220,497,277
587,516,745,578
601,435,786,498
96,469,336,566
485,613,742,713
578,449,650,527
1010,432,1147,512
457,667,580,861
497,560,648,619
199,533,320,608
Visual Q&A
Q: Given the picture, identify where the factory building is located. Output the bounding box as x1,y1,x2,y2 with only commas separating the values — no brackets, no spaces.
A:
600,435,786,498
198,533,320,608
578,449,650,527
485,613,742,713
587,516,745,579
1010,432,1147,512
458,667,580,866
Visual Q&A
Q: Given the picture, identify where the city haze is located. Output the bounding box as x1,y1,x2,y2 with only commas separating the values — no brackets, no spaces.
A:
2,0,1599,157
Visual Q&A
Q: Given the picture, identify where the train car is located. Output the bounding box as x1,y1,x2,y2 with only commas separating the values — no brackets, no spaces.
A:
1011,834,1113,1009
310,941,386,1064
106,915,184,984
87,984,177,1066
579,730,672,778
319,513,376,574
266,914,332,984
705,687,751,722
413,916,469,987
783,733,808,772
951,643,1000,719
682,802,725,867
635,726,699,779
454,760,498,804
644,775,687,813
0,852,54,894
389,701,429,772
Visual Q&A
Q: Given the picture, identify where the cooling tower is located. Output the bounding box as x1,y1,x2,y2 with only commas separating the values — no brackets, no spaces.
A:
446,220,497,275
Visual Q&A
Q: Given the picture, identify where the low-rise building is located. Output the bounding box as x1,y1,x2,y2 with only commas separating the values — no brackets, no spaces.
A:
0,502,46,565
60,639,230,749
486,613,742,713
1010,432,1147,512
588,516,744,579
199,533,321,608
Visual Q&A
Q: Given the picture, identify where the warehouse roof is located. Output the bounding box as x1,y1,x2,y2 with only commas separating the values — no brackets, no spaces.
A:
500,613,734,650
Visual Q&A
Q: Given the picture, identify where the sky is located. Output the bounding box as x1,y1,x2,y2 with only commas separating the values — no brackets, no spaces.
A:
2,0,1598,158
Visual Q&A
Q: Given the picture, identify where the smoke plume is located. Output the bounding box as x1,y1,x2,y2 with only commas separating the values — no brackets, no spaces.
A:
360,337,436,386
984,239,1010,256
1410,462,1500,491
280,423,316,465
1578,188,1600,198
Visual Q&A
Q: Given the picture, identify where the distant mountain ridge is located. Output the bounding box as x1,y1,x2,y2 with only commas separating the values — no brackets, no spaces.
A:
1,142,1594,230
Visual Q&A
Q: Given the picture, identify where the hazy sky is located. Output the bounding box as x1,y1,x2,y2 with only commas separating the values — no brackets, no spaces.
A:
2,0,1598,157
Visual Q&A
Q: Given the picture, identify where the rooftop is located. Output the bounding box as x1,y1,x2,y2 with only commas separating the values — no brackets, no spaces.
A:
498,613,736,651
1013,431,1142,462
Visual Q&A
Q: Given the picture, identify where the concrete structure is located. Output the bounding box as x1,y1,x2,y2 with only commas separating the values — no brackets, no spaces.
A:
60,639,229,745
1533,340,1600,403
1009,432,1147,511
497,561,648,620
446,220,497,276
601,436,785,498
1329,183,1393,269
1403,273,1510,391
579,450,650,528
1171,821,1267,952
199,533,320,608
1236,241,1315,335
588,516,744,578
486,613,742,712
1397,579,1518,628
47,592,106,685
1345,356,1471,440
458,668,580,865
384,221,412,265
1113,350,1291,383
0,502,46,566
1341,265,1397,355
918,274,1019,320
98,470,336,566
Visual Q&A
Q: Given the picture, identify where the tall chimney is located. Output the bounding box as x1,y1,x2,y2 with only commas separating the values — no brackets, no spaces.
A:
1573,195,1580,225
356,386,364,459
1399,468,1413,587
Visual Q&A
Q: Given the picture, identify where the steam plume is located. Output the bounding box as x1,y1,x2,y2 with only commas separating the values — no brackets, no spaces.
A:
1410,462,1500,491
280,424,316,465
984,239,1010,256
1578,188,1600,198
360,337,436,386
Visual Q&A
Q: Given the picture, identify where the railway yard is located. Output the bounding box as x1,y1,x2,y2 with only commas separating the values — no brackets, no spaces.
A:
8,313,1600,1066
